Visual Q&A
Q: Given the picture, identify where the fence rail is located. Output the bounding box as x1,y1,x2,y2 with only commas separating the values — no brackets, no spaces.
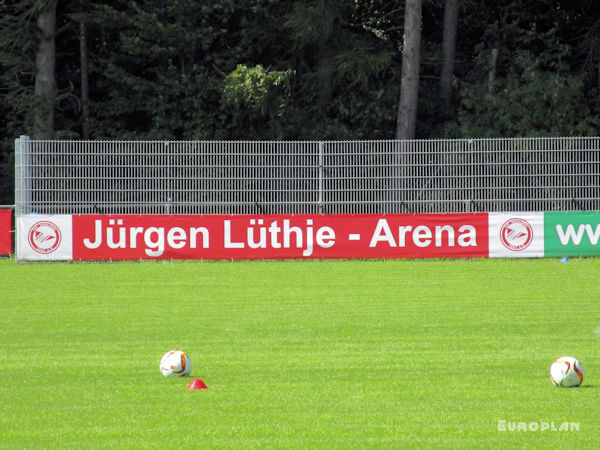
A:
14,136,600,215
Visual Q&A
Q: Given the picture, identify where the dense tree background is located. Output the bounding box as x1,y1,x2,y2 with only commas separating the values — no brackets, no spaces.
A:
1,0,600,204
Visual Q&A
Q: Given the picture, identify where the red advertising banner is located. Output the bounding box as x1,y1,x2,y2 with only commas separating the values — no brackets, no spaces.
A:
72,214,489,260
0,209,12,255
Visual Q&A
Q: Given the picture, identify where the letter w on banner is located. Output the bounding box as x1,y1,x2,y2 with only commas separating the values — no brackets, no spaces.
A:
0,209,12,255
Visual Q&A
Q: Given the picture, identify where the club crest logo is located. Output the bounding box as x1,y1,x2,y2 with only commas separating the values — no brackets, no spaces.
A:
28,221,62,254
500,218,533,251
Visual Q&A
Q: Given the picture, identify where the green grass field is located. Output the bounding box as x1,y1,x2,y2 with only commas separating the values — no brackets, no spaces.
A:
1,258,598,448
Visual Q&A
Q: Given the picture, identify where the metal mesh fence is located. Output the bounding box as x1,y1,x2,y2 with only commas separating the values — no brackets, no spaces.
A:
14,136,600,215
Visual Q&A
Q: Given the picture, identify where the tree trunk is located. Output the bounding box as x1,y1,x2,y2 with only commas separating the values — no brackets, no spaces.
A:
440,0,458,117
33,0,57,139
389,0,422,212
395,0,422,140
80,20,90,139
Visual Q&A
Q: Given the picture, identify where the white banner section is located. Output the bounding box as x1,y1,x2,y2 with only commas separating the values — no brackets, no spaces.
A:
17,215,73,261
488,212,544,258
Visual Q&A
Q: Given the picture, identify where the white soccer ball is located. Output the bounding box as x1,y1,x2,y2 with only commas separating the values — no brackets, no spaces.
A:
549,356,584,387
160,350,192,377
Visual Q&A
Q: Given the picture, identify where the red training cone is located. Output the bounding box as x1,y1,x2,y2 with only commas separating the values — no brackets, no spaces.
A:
186,378,208,390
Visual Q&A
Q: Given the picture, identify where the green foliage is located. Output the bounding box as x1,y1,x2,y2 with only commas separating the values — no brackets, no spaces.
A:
3,0,600,204
81,0,218,139
0,1,38,121
459,67,600,137
279,0,399,138
221,64,293,138
284,1,340,48
456,17,600,137
0,0,38,203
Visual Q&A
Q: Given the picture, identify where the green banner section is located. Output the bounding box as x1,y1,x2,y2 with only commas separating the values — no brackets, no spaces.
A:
544,212,600,256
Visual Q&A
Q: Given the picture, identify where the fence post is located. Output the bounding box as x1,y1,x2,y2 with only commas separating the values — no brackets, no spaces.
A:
318,141,324,214
14,135,31,263
14,137,20,217
14,135,31,217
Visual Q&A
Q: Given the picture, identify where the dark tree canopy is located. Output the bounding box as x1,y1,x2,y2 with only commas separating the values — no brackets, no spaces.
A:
1,0,600,204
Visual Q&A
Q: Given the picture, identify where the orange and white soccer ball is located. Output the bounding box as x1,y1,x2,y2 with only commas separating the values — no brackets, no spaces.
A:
160,350,192,377
549,356,584,387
